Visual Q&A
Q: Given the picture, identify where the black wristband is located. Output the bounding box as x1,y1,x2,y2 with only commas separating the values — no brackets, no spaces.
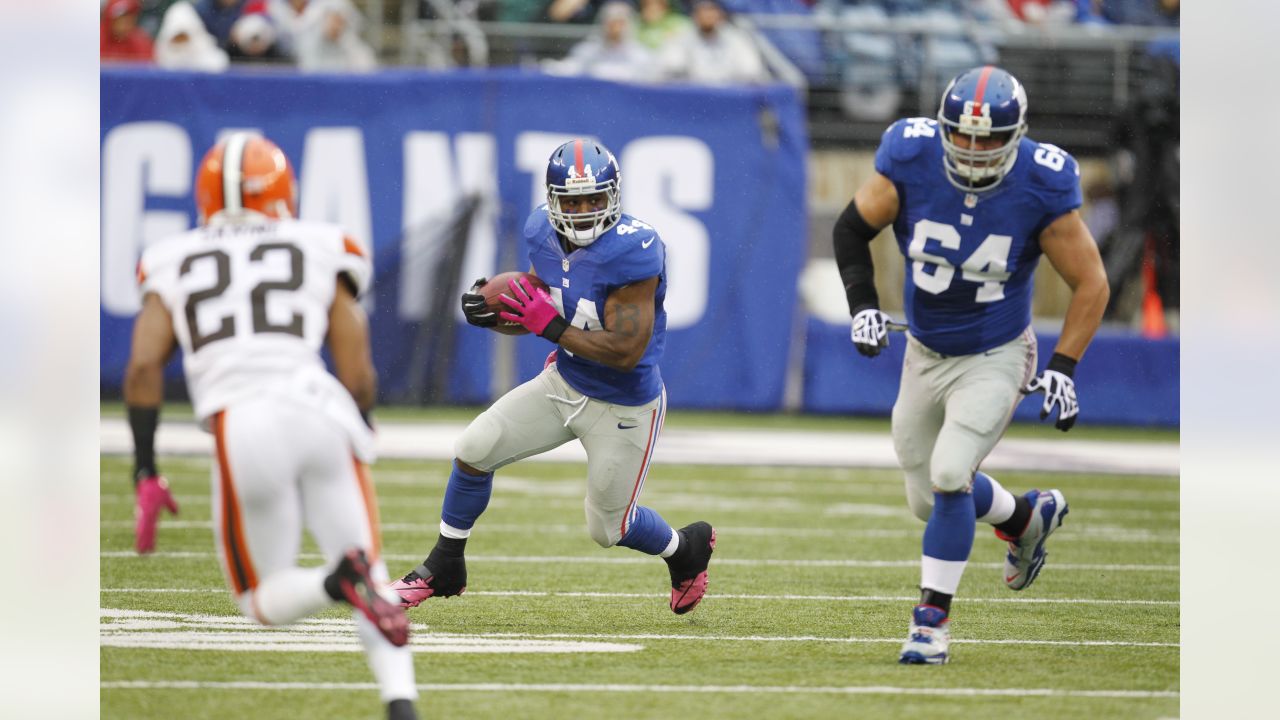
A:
1046,352,1078,378
540,314,570,343
127,405,159,482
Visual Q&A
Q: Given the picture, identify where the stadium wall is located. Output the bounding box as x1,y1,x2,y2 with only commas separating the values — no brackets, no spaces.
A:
99,68,1178,426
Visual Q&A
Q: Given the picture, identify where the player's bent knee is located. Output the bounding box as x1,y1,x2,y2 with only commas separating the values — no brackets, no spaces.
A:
931,466,972,494
453,413,502,470
584,505,623,548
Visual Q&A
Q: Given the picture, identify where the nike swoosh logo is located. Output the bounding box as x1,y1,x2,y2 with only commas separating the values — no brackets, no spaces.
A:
641,238,655,249
617,422,639,430
1005,573,1021,584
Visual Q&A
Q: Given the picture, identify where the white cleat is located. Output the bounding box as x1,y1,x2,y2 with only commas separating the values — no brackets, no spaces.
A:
898,604,950,665
999,489,1069,591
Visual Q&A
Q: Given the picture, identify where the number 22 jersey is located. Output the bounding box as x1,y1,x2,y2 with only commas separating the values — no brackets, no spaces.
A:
875,117,1083,356
136,218,371,434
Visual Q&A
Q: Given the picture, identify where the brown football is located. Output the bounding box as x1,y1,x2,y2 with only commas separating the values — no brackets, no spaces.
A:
480,271,551,336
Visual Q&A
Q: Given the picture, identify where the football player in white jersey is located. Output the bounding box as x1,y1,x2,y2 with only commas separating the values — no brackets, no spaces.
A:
833,67,1110,664
123,133,420,719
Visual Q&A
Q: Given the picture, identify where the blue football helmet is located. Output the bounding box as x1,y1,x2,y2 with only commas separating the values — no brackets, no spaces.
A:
546,139,622,246
937,66,1028,192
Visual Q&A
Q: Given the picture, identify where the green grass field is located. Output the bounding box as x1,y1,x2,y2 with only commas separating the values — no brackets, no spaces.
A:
100,419,1179,719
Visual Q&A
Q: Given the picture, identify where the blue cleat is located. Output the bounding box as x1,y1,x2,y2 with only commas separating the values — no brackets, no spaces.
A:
998,489,1069,591
898,604,951,665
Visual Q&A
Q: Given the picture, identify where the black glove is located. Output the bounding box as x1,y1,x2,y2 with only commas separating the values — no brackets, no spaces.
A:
1024,353,1079,432
460,277,496,328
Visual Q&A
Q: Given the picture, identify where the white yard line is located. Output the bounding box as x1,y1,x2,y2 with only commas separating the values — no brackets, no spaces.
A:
97,520,1180,544
99,680,1178,699
99,587,1177,606
100,418,1179,476
98,550,1178,572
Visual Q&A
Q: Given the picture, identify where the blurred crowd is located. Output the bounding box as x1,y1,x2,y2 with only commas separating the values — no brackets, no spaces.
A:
100,0,378,72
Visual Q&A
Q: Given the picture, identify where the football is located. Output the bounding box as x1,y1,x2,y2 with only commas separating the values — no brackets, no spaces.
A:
480,271,550,336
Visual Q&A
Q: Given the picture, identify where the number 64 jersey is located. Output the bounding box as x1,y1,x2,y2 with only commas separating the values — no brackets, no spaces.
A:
136,218,374,456
877,117,1083,356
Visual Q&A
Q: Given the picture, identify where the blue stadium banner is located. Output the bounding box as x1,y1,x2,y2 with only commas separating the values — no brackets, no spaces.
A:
100,68,808,410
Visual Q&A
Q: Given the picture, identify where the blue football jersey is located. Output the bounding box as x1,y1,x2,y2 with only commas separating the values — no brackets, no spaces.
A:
875,117,1083,355
523,206,667,406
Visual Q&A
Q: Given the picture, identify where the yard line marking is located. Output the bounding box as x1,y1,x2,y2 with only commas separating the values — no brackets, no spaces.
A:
99,680,1179,698
99,608,1179,649
99,550,1178,572
99,588,1178,606
97,520,1180,544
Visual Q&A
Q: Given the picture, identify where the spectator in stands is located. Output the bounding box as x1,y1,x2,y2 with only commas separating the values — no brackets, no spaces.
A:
261,0,311,57
1003,0,1078,25
659,0,768,85
636,0,691,52
155,0,231,71
543,1,658,82
544,0,610,24
294,0,378,72
195,0,250,50
138,0,185,39
1098,0,1178,26
102,0,155,63
496,0,549,22
228,11,289,63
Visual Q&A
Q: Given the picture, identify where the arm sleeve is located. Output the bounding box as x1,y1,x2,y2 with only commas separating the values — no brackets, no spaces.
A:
832,199,881,314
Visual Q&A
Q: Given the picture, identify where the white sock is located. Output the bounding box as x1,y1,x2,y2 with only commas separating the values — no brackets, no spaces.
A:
355,611,418,703
242,566,331,626
658,527,680,558
440,520,471,539
920,555,967,596
977,475,1016,525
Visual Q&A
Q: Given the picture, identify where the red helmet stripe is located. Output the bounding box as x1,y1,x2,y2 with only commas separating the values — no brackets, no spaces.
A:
573,138,584,177
971,66,995,115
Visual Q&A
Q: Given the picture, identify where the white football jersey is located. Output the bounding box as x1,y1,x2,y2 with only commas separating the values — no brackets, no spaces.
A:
138,218,374,455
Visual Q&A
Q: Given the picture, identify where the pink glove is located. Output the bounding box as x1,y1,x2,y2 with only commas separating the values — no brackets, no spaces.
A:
135,475,179,554
498,277,569,340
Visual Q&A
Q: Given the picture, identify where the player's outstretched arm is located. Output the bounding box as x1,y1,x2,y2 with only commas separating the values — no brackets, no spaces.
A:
835,173,899,357
327,278,377,420
560,277,659,372
1039,210,1109,362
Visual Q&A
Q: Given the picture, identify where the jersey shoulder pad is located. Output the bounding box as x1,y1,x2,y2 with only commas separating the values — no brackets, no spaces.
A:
1024,138,1081,193
284,219,372,298
524,205,551,239
876,117,937,178
886,118,937,161
136,228,203,292
605,214,663,283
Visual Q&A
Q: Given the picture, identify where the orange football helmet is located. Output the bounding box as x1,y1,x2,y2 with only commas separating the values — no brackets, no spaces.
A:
194,133,297,224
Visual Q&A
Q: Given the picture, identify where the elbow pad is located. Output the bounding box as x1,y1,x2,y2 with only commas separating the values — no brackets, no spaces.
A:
832,200,883,314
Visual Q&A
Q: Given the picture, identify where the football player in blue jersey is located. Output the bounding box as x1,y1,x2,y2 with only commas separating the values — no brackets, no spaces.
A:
832,66,1109,664
390,139,716,615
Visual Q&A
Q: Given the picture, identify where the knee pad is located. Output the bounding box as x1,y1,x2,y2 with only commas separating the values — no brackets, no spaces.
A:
453,412,502,470
931,464,973,494
584,498,622,548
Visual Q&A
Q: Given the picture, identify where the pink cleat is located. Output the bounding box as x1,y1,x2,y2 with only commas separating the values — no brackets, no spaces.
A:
331,549,410,647
389,554,467,608
665,521,716,615
134,475,179,554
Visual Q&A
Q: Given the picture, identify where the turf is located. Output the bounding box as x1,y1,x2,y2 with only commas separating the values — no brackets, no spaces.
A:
100,453,1179,719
